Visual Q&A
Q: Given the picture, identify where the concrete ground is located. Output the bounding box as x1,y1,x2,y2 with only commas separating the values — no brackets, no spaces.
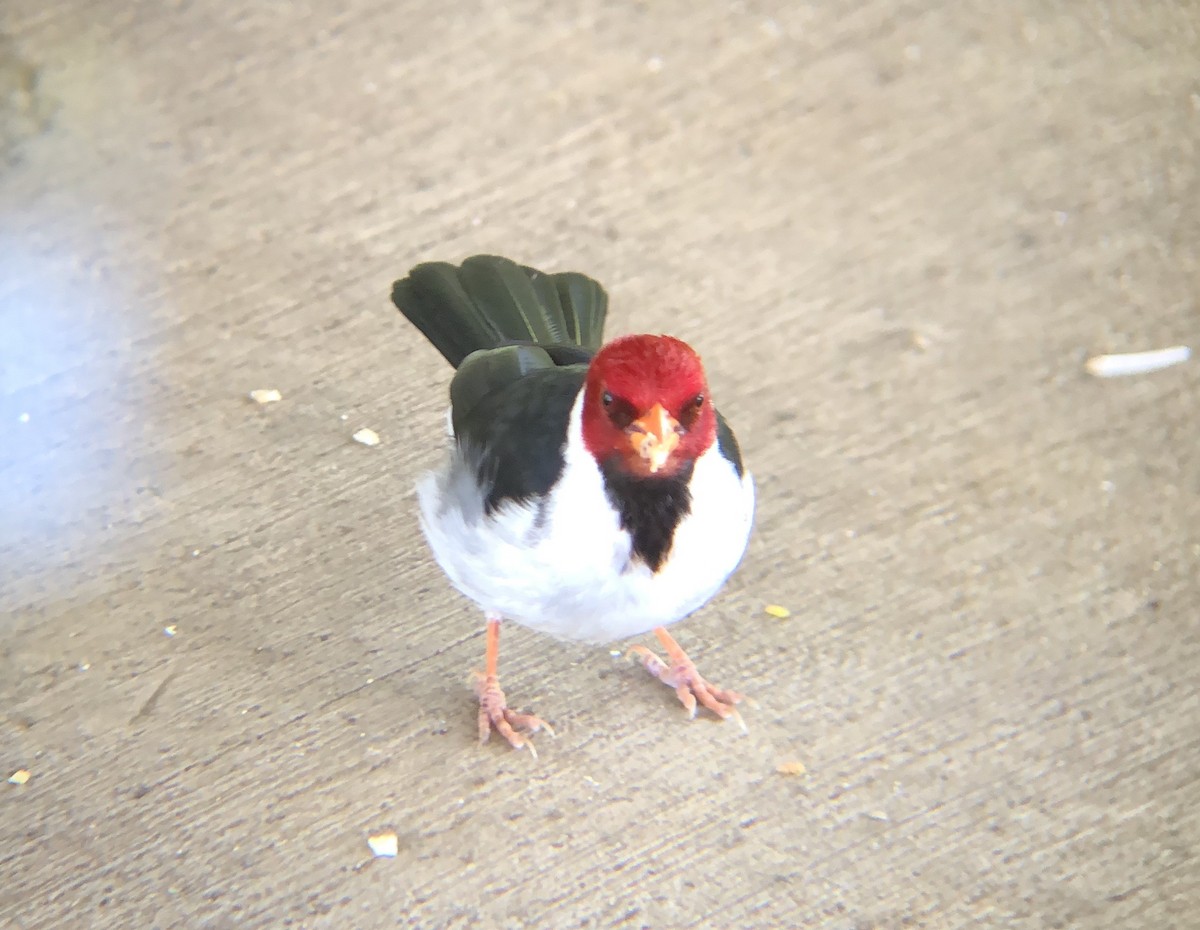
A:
1,2,1197,927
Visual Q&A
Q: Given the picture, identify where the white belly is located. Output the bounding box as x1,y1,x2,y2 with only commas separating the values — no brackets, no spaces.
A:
416,394,755,642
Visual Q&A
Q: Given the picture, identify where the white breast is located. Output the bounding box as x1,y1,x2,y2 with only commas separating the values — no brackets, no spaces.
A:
416,392,755,642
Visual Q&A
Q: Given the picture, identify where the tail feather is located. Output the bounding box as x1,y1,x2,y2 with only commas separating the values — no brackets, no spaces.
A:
553,271,606,348
392,255,608,368
456,256,568,347
390,261,503,369
520,262,569,339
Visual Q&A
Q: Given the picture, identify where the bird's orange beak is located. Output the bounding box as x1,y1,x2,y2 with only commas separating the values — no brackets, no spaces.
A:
628,403,681,473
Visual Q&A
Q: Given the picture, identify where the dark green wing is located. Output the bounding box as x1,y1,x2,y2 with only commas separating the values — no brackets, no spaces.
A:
391,255,610,510
715,410,744,477
447,344,576,436
451,350,589,512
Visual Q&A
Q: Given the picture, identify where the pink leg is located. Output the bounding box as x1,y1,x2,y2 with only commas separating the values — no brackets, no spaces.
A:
475,614,555,756
628,627,746,730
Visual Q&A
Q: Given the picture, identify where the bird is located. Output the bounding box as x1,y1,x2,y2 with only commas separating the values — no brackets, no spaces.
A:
390,255,755,755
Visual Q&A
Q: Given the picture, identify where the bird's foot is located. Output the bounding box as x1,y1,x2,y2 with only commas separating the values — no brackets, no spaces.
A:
474,672,554,757
627,635,746,731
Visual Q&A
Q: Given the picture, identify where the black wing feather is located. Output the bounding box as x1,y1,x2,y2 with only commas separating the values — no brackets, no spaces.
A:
454,366,587,513
715,410,745,477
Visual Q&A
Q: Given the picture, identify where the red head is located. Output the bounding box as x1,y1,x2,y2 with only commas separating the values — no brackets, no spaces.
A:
581,334,716,479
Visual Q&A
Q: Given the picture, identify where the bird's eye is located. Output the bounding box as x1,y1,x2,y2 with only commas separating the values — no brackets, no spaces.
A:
602,393,636,429
678,392,705,432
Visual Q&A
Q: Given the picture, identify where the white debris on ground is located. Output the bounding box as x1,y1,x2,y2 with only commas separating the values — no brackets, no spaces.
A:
248,388,283,404
367,831,398,857
352,428,381,447
1085,345,1190,378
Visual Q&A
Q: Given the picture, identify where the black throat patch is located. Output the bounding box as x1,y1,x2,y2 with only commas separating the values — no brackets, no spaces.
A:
600,459,695,573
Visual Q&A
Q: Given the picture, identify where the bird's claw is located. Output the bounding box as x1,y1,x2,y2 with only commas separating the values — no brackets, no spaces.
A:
626,644,746,731
474,672,554,757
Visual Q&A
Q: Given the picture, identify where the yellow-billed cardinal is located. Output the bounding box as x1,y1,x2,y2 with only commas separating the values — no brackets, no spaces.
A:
391,255,755,754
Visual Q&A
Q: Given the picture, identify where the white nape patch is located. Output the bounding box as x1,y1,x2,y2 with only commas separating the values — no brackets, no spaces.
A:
416,391,755,642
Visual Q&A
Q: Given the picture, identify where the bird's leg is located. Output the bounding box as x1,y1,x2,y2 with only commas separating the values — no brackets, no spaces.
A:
475,613,554,756
628,627,746,730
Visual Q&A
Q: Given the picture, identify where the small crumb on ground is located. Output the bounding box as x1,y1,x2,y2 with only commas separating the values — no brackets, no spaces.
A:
353,428,381,447
368,831,398,857
249,389,282,404
1085,345,1190,377
8,770,31,785
764,604,791,619
776,761,806,776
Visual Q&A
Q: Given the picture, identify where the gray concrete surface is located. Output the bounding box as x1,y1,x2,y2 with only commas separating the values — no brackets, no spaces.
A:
1,2,1197,927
